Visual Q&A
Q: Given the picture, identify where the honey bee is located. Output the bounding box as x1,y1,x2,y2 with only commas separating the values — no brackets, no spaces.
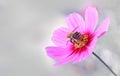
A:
67,26,82,45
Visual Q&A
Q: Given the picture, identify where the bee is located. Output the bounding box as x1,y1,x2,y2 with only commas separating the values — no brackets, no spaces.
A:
67,26,82,45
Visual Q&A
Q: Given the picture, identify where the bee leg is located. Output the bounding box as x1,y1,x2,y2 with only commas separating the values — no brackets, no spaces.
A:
70,38,73,43
66,38,72,46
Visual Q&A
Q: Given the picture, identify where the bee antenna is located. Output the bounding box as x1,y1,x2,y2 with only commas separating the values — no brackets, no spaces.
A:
72,26,79,32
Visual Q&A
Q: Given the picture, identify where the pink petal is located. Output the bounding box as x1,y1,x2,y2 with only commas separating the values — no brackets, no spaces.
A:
73,37,98,63
46,46,69,60
52,27,70,47
73,48,91,63
54,53,75,66
85,6,98,33
87,37,97,54
94,17,110,38
73,52,84,63
66,13,85,34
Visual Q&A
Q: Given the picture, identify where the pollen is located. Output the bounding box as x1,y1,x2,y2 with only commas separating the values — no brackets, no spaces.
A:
74,34,89,49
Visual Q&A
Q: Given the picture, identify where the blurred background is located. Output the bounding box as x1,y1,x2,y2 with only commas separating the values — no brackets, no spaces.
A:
0,0,120,76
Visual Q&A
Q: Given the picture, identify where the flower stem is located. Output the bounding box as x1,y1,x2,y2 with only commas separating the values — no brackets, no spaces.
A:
92,52,117,76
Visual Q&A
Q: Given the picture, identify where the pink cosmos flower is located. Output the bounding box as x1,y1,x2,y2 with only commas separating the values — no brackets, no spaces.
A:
46,6,110,66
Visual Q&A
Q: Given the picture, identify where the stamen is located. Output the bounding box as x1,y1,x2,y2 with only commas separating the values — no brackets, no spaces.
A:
74,34,89,49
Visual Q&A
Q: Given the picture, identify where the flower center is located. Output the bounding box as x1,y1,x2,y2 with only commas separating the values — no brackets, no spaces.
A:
67,32,89,49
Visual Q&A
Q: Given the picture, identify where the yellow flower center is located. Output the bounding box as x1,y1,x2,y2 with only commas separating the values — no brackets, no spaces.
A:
74,34,89,49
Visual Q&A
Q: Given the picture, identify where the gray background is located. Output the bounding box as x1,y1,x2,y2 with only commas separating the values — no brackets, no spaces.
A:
0,0,120,76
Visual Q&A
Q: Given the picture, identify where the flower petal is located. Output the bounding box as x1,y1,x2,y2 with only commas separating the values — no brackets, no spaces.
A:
52,27,70,47
94,17,110,38
73,52,84,63
85,6,98,33
73,37,98,63
54,53,75,66
87,37,97,54
46,46,69,60
66,13,85,33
